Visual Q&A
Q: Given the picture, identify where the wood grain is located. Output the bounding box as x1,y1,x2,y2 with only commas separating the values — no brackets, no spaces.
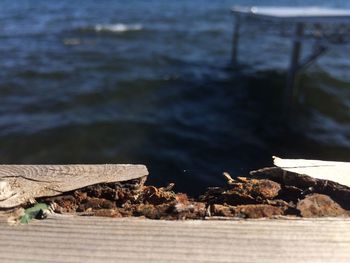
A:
0,215,350,262
273,156,350,187
0,164,148,208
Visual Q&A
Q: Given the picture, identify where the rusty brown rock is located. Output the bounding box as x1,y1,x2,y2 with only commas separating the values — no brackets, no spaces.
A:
134,203,171,219
173,193,190,212
250,167,318,188
47,195,77,213
34,173,350,220
199,183,257,206
134,204,159,219
211,204,235,217
174,201,206,219
74,191,88,203
85,184,116,200
82,197,116,210
297,194,347,217
200,178,281,206
251,179,281,199
235,204,285,218
141,186,176,205
251,166,350,210
210,203,286,218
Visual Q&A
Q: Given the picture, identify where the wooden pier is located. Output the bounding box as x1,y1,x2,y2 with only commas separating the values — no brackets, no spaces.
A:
1,215,350,263
230,6,350,106
1,162,350,262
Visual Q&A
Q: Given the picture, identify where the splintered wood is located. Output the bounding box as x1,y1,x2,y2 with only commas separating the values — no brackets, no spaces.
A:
273,156,350,187
1,157,350,220
0,164,148,208
252,157,350,211
36,159,350,220
1,158,349,263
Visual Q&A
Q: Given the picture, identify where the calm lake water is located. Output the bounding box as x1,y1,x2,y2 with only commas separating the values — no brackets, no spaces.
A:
1,0,350,195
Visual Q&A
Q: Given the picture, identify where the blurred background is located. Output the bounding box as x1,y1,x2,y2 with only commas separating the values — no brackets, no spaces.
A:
1,0,350,195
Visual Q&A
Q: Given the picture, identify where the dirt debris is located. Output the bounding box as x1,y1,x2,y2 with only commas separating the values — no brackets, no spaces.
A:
210,204,286,218
251,167,350,210
297,194,348,217
42,181,206,220
34,169,350,220
199,177,281,206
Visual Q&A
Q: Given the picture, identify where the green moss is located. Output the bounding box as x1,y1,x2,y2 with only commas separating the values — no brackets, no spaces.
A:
20,203,49,224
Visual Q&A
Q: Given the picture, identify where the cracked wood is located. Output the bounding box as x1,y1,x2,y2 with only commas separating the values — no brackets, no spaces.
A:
0,164,148,208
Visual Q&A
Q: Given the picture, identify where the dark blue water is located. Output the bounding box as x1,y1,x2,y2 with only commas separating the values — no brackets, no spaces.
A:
1,0,350,195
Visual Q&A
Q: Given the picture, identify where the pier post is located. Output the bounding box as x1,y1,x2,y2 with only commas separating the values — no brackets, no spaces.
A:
231,15,241,66
285,23,304,107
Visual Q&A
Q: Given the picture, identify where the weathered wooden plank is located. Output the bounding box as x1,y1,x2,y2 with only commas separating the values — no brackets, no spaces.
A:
0,164,148,208
273,156,350,187
0,215,350,262
232,6,350,23
250,157,350,211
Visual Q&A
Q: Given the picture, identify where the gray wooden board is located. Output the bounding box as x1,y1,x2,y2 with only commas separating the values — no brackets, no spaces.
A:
0,215,350,263
273,156,350,187
0,164,148,208
231,6,350,23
